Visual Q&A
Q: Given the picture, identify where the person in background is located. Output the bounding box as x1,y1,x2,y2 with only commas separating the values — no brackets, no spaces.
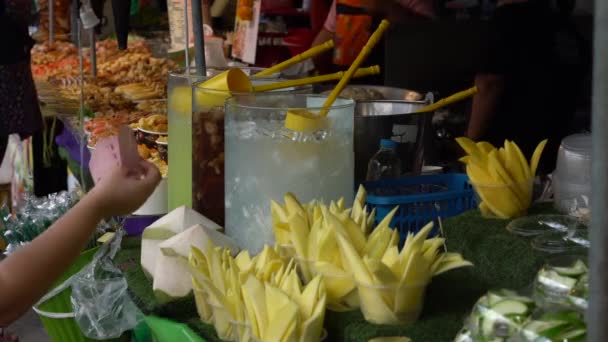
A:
0,0,42,162
311,0,434,82
467,0,589,174
0,162,160,327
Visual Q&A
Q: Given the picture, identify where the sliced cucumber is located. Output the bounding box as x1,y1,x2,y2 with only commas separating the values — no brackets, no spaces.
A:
553,260,588,277
520,320,562,341
524,320,564,333
538,270,578,292
539,323,572,339
491,300,530,315
508,295,535,305
485,292,505,306
558,328,586,341
480,316,494,337
539,311,582,324
453,328,473,342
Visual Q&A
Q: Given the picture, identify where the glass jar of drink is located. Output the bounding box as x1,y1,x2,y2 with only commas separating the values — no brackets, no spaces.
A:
224,93,355,253
168,67,278,211
167,69,207,210
192,79,309,227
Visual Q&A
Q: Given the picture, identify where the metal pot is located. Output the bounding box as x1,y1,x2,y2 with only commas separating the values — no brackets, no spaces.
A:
355,99,434,184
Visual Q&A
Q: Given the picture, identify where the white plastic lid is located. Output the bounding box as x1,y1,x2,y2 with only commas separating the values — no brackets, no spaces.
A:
561,133,591,155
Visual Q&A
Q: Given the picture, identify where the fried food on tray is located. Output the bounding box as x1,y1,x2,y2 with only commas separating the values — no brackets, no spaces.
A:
340,87,386,101
136,100,167,114
98,53,177,84
138,144,168,177
84,110,149,133
138,114,168,133
115,82,165,101
87,128,118,147
31,41,78,65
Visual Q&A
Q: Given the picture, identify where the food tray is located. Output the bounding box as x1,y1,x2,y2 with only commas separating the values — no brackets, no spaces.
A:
364,173,476,242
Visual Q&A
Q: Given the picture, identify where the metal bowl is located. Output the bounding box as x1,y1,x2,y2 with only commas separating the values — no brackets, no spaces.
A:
322,85,425,102
354,100,433,184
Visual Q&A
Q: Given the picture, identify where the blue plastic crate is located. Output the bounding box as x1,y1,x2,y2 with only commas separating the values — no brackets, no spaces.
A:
364,173,476,243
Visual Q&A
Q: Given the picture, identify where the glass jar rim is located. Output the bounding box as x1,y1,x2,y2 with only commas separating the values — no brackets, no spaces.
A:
224,93,355,112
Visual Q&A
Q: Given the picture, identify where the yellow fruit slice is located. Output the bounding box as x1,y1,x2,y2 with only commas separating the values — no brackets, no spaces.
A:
510,141,532,180
299,291,327,342
314,261,355,301
455,137,482,159
458,156,471,164
478,201,492,217
433,258,474,276
264,284,299,342
288,213,310,260
364,256,399,285
284,192,307,219
488,150,527,208
476,141,496,154
336,233,373,284
530,139,548,176
242,275,268,338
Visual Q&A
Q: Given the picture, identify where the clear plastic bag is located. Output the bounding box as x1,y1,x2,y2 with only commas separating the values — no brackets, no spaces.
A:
2,190,82,254
457,288,588,342
71,229,143,339
464,289,536,340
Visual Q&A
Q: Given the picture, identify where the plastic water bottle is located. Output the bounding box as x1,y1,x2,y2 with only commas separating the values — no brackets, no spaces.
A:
366,139,402,181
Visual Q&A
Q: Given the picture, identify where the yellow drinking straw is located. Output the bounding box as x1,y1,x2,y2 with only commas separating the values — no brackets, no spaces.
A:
415,86,478,113
254,40,335,77
284,20,391,132
252,65,380,92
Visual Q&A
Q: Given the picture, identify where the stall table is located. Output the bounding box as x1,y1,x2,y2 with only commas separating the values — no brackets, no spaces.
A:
115,204,555,341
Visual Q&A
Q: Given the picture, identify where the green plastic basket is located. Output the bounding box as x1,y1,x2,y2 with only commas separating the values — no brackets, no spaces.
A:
33,247,129,342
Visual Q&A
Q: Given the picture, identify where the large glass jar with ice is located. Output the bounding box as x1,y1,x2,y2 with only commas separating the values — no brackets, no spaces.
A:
192,78,309,227
224,94,355,253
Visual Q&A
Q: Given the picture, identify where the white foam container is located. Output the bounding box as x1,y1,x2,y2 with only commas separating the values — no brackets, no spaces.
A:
133,177,168,215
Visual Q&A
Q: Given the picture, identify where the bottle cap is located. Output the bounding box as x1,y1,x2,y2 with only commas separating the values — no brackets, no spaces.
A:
380,139,397,149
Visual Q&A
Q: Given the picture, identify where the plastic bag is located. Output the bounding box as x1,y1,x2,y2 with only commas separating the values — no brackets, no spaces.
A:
2,190,83,254
71,229,143,339
456,288,588,341
463,289,536,340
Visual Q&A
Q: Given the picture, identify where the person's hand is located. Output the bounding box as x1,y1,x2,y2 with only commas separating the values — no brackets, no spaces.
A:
88,161,161,217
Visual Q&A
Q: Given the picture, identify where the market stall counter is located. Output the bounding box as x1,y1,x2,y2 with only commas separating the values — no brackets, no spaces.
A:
115,204,553,342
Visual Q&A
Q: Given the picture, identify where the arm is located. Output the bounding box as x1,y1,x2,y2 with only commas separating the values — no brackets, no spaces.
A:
0,161,160,325
311,28,334,72
311,0,335,73
467,73,504,140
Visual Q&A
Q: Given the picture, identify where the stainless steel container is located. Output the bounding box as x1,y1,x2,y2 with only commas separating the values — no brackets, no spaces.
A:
355,98,433,184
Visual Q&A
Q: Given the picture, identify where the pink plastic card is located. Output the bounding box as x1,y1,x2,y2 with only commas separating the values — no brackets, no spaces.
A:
89,136,120,184
118,125,142,172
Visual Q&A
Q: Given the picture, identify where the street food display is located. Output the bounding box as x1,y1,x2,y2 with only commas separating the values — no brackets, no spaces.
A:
33,38,176,179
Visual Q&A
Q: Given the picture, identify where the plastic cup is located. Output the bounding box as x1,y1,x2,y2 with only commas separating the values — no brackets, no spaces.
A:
192,283,214,324
533,254,588,312
209,303,236,341
230,321,255,342
303,259,359,312
356,281,427,325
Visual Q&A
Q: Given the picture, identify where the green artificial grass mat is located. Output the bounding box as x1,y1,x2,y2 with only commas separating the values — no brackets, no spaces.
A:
116,204,556,342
